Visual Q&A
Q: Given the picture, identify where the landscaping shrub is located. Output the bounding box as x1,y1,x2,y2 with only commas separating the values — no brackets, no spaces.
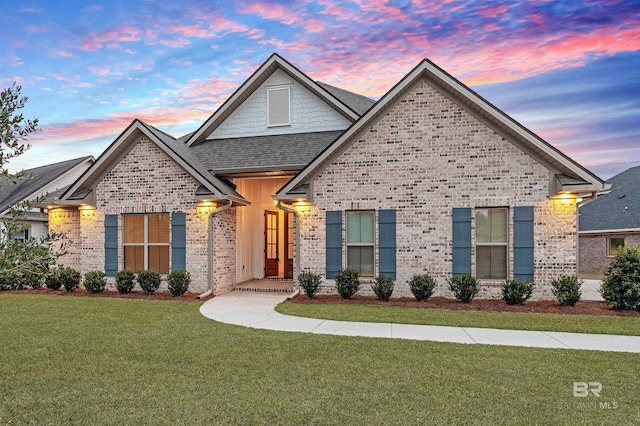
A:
448,274,479,303
334,267,360,299
137,270,161,295
371,275,394,302
45,268,63,291
59,267,81,292
298,271,322,299
83,270,107,293
115,270,136,294
502,279,534,305
551,274,583,306
408,274,436,301
27,271,44,290
0,272,29,290
168,270,190,297
601,245,640,310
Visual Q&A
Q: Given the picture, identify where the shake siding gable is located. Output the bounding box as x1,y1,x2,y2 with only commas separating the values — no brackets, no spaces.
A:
300,77,576,299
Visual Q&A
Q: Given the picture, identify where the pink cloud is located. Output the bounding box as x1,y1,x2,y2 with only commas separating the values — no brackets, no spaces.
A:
81,26,142,51
477,4,511,18
57,50,75,58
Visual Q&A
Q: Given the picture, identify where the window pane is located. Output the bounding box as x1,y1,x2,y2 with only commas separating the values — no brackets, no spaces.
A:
491,209,507,243
124,245,144,273
148,214,169,243
347,246,374,276
124,215,144,243
609,238,625,256
476,246,506,279
347,211,374,244
476,209,507,243
148,246,169,274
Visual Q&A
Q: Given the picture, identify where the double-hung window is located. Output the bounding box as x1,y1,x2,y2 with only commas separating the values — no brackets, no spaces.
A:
346,211,375,276
123,214,170,273
475,208,508,279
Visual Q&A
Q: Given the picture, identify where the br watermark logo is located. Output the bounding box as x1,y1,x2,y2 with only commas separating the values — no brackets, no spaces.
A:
557,382,619,410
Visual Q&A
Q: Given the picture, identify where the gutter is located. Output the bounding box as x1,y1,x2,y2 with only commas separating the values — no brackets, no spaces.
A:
276,201,300,291
197,200,233,300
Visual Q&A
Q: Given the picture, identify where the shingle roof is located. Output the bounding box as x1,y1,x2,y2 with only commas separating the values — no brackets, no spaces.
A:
190,131,343,174
316,82,376,116
0,156,92,213
579,166,640,231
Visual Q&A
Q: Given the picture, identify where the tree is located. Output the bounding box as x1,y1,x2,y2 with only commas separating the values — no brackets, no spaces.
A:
0,83,68,290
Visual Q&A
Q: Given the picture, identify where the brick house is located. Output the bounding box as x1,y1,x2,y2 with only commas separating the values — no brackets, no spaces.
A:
579,166,640,276
48,54,606,299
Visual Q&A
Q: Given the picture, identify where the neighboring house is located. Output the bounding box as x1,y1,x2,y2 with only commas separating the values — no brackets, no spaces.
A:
579,166,640,275
0,156,94,241
48,53,606,299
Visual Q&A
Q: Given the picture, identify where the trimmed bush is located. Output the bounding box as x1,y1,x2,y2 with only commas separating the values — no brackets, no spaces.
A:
115,270,136,294
60,267,81,292
84,270,107,293
601,245,640,310
371,275,394,302
298,271,322,299
168,270,190,297
334,268,361,299
502,280,534,305
408,274,436,301
45,268,63,291
448,274,479,303
551,274,583,306
137,270,161,295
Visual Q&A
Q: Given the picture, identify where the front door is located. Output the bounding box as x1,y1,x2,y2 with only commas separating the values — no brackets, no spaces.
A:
264,211,279,277
284,211,294,279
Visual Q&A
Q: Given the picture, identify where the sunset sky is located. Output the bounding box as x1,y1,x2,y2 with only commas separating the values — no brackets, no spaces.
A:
2,0,639,179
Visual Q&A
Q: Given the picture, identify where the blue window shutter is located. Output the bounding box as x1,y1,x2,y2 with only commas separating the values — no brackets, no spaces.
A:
513,206,534,282
378,209,396,279
452,208,472,275
104,214,118,277
326,211,342,279
171,212,186,271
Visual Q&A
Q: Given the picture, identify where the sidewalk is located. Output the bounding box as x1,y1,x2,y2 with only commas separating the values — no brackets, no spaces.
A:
199,291,640,353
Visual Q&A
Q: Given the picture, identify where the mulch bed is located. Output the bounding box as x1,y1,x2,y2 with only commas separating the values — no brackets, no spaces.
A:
291,294,640,317
0,288,208,302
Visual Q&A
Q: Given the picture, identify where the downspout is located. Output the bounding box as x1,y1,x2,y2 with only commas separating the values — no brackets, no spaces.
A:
197,200,233,300
276,200,301,293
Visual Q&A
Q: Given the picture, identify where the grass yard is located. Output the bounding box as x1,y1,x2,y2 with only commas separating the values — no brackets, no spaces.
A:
1,294,639,425
276,302,640,336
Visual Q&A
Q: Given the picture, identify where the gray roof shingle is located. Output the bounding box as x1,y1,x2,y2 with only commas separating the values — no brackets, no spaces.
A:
0,157,92,213
316,82,376,116
579,166,640,231
190,131,343,174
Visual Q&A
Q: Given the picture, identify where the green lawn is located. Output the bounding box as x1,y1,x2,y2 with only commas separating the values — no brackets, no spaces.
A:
276,302,640,336
1,294,639,425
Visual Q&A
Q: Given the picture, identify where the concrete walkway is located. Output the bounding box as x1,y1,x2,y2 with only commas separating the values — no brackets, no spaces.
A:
199,291,640,353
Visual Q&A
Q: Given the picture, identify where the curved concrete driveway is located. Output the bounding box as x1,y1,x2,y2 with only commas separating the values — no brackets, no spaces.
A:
199,291,640,353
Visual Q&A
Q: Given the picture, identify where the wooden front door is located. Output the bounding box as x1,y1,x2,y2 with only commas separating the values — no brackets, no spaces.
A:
264,211,279,277
284,211,294,279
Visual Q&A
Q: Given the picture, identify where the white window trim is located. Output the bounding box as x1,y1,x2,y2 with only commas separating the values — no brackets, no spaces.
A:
266,85,291,127
346,210,376,277
475,207,509,280
123,214,170,272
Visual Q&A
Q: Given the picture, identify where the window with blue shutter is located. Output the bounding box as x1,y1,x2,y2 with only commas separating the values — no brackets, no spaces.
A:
104,214,118,277
171,212,186,271
378,209,396,279
513,206,534,282
452,208,472,275
326,211,342,279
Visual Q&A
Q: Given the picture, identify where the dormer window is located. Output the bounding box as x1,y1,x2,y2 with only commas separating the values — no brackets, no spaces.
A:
267,85,291,127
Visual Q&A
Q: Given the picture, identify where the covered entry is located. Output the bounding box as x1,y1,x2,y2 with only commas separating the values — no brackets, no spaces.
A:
234,177,294,282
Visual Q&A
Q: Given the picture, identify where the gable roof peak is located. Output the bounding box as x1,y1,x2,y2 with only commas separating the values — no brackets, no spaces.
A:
185,53,361,147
